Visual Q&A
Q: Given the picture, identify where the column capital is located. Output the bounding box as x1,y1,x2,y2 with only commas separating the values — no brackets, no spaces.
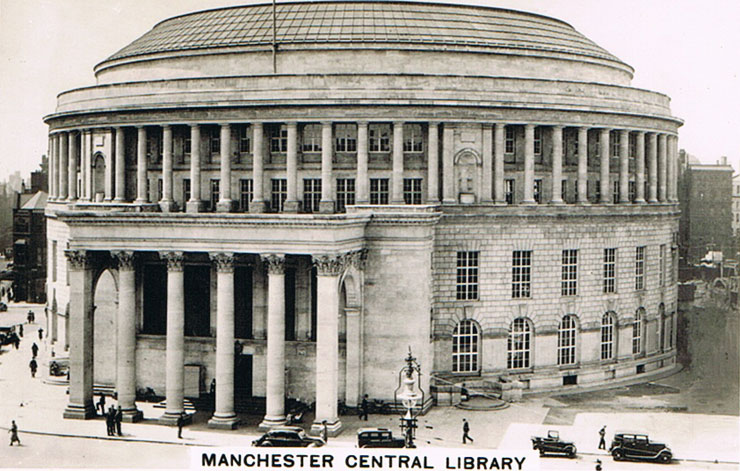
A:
113,251,136,272
286,122,298,129
261,254,285,275
162,124,172,130
160,251,184,271
356,120,369,127
320,121,333,127
65,250,90,271
551,124,565,130
524,123,536,130
342,248,368,271
313,254,344,276
210,252,235,273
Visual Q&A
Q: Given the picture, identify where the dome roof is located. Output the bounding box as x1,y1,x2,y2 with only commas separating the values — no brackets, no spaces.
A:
102,1,628,70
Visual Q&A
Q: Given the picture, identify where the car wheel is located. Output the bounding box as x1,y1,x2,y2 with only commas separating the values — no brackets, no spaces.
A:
612,449,624,461
538,449,545,457
566,446,576,458
659,453,672,463
262,441,275,447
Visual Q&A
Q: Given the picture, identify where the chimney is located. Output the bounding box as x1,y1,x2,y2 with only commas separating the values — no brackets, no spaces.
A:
721,156,727,165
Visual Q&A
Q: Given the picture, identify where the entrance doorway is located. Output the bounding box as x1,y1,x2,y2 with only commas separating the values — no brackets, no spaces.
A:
234,354,252,397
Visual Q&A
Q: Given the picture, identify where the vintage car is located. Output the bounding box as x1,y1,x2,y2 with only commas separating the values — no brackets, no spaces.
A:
357,428,406,448
531,430,577,458
0,301,7,311
610,433,672,463
252,426,325,447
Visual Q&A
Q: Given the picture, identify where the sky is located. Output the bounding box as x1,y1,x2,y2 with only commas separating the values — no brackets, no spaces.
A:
0,0,738,182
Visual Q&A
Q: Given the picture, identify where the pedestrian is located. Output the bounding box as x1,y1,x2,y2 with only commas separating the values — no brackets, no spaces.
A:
359,394,369,421
97,395,106,417
105,407,114,436
31,342,38,358
8,420,20,446
210,379,216,400
38,328,43,341
18,324,23,337
595,458,602,471
29,358,37,378
107,405,116,436
115,406,123,436
598,425,606,450
12,333,20,350
462,418,473,444
176,413,184,439
320,420,328,443
27,310,33,324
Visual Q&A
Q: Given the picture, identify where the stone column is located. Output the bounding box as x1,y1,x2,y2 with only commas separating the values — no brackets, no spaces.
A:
160,251,187,425
658,133,667,202
442,124,455,204
550,126,564,204
68,131,78,201
319,122,335,213
481,124,493,204
209,253,239,429
114,128,126,202
260,254,287,429
522,124,535,204
668,135,677,202
284,123,299,212
311,254,343,437
619,129,630,203
48,135,55,200
217,123,234,212
135,127,148,204
345,307,361,408
599,128,611,204
113,251,143,422
427,123,439,203
186,124,205,212
356,122,369,204
78,131,87,201
635,132,646,204
250,123,266,213
53,134,61,199
160,125,175,211
494,123,506,204
391,121,405,204
647,133,658,203
59,132,69,200
85,131,93,201
577,127,588,204
104,132,114,202
63,250,96,419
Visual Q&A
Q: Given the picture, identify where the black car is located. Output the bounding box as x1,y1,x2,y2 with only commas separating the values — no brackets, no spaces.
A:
531,430,576,458
252,427,325,447
0,302,7,311
357,428,405,448
610,433,672,463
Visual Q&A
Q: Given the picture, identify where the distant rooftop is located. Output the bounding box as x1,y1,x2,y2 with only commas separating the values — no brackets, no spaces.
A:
20,191,47,210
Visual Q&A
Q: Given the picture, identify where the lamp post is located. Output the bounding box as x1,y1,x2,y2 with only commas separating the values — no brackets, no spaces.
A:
395,347,423,448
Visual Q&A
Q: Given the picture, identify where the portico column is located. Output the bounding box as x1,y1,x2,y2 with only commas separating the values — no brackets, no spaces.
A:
345,307,361,408
550,126,564,204
284,123,299,212
160,125,175,211
209,253,239,429
311,254,343,437
481,124,493,204
135,126,148,204
250,123,267,213
619,130,630,203
522,124,535,204
442,124,455,203
635,132,646,204
599,128,611,204
319,121,335,213
427,123,439,203
160,251,187,425
48,135,55,199
186,124,205,212
53,134,61,199
658,133,667,202
113,251,143,422
68,132,78,201
577,127,588,204
260,255,287,429
104,132,113,202
356,122,369,204
668,135,677,202
84,131,93,201
647,133,658,203
114,128,126,202
391,121,405,204
493,123,506,204
79,131,88,201
217,123,234,212
59,132,69,200
63,250,96,419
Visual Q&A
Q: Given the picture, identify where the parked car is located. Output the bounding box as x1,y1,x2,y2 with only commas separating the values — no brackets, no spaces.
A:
0,326,12,345
357,428,405,448
531,430,577,458
252,427,324,447
610,433,672,463
0,302,7,312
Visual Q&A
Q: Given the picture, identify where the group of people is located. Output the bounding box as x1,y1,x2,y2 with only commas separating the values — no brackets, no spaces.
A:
97,396,124,437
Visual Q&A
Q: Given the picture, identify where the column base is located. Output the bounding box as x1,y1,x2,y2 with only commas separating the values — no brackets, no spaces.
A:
133,198,149,205
216,199,235,213
634,198,647,204
159,200,178,213
258,416,287,431
549,200,565,205
112,197,126,203
121,408,144,423
158,412,192,426
441,198,456,205
208,414,240,430
186,200,207,213
283,200,301,213
311,419,343,438
576,200,591,206
249,200,267,213
319,201,335,214
63,402,96,420
520,200,537,205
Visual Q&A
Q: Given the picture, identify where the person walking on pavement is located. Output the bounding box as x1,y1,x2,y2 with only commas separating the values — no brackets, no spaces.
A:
107,405,116,436
320,420,328,443
19,324,23,337
31,342,38,358
359,394,369,421
115,406,123,436
38,328,43,341
9,420,20,446
28,358,37,378
105,407,113,436
97,395,106,417
176,413,185,439
462,418,473,444
598,425,607,450
12,333,20,350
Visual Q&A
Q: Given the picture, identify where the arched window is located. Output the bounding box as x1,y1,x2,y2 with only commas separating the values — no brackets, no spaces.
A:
452,320,479,373
601,312,615,360
507,318,531,369
633,308,645,355
558,315,577,366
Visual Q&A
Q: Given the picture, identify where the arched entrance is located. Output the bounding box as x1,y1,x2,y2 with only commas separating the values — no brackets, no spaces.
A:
93,269,118,386
340,268,362,407
92,153,106,201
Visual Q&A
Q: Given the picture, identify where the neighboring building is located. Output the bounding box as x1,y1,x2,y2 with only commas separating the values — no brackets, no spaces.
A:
732,173,740,237
13,190,48,302
678,155,734,264
45,2,681,434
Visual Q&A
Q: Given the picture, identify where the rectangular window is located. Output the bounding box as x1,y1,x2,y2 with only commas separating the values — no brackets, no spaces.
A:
302,124,322,153
270,178,287,212
594,132,601,158
183,178,191,203
210,179,219,210
210,128,220,155
629,133,637,158
561,179,568,202
561,249,578,296
52,240,57,282
659,244,666,287
612,180,619,204
456,251,479,301
303,178,322,213
403,178,422,205
270,125,288,153
534,127,542,157
629,181,636,202
336,178,355,212
534,179,542,204
147,130,162,162
157,178,163,202
335,124,357,153
403,124,423,153
512,250,532,298
604,248,616,293
611,131,619,158
239,178,253,212
239,126,251,154
369,178,389,205
635,246,645,290
601,315,614,360
184,135,192,155
505,127,515,155
505,179,515,204
594,180,601,202
369,124,391,153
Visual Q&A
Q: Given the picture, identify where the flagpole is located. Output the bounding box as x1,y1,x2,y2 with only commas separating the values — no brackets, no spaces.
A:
272,0,277,73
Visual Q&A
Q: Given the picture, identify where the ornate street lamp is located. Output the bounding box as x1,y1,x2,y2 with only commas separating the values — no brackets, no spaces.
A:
394,346,423,448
